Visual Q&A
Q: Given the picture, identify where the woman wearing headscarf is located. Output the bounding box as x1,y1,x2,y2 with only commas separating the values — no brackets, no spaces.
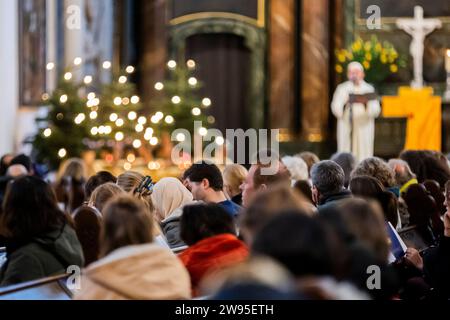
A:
151,178,195,249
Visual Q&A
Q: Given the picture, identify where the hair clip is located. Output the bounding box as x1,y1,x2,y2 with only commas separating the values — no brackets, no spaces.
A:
136,176,155,194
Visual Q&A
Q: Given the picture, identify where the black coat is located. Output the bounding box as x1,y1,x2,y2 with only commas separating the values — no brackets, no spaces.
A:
0,224,84,287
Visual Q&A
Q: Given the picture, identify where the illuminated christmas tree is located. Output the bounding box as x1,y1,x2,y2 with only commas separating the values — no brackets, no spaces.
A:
32,66,91,170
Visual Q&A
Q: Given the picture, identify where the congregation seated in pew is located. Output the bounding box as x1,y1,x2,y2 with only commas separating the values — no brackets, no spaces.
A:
0,149,449,300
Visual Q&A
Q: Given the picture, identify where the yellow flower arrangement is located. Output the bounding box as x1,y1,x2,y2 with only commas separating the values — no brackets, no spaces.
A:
335,35,406,84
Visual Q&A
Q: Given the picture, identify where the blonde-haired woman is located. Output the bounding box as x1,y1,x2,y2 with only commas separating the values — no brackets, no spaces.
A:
151,178,195,248
74,195,191,300
117,171,167,247
223,164,248,206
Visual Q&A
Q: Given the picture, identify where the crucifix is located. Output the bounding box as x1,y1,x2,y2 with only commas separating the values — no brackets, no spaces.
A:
396,6,442,88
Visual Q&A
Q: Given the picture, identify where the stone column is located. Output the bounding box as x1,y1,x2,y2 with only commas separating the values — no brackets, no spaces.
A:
269,0,295,132
301,0,330,142
139,0,168,108
64,0,85,79
0,0,19,154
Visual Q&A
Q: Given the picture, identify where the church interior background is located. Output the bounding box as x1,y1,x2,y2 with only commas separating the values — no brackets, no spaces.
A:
1,0,450,175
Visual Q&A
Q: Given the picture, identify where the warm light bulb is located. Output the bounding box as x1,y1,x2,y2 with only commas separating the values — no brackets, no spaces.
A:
122,97,130,105
73,57,82,66
186,59,196,69
90,111,98,120
127,153,136,163
84,76,93,84
171,96,181,104
119,76,127,84
43,128,52,137
128,111,137,120
91,127,98,135
150,137,159,146
135,124,144,132
64,72,72,81
167,60,177,69
87,92,96,100
46,62,55,71
165,116,174,124
109,113,118,122
126,66,135,74
58,148,67,158
105,126,112,134
131,96,140,104
138,116,147,125
188,77,198,86
155,82,164,91
202,98,212,107
192,107,201,116
115,132,124,141
113,97,122,106
132,139,142,149
216,136,225,146
198,127,208,136
42,93,50,101
124,162,132,171
103,61,112,69
115,118,124,127
60,95,68,104
176,133,186,142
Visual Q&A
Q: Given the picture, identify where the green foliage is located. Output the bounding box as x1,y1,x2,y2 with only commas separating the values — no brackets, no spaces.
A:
32,73,90,170
149,60,212,141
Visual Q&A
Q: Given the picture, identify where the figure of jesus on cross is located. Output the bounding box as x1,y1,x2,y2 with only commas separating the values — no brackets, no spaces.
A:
396,6,442,88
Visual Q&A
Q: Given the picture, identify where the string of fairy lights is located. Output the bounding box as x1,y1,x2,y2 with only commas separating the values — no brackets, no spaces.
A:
40,57,216,169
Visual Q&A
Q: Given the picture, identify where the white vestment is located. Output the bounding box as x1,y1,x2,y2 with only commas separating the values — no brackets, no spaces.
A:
331,81,381,162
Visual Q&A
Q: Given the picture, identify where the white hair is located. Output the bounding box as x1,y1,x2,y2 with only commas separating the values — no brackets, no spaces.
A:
6,164,28,178
282,156,309,183
347,61,364,72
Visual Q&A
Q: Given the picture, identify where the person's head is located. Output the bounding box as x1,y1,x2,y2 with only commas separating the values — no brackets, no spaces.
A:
347,61,365,85
223,164,248,199
117,171,155,213
57,158,87,183
151,177,193,222
388,159,417,186
240,152,290,208
282,156,309,184
0,176,66,239
293,180,314,204
0,154,14,176
296,152,320,178
350,175,399,227
399,150,450,186
310,161,345,204
351,157,396,188
85,171,117,199
183,161,224,201
240,184,311,246
335,199,390,262
445,181,450,210
100,195,154,257
252,211,334,278
89,183,124,213
6,164,28,178
331,152,356,188
9,154,33,174
180,203,236,246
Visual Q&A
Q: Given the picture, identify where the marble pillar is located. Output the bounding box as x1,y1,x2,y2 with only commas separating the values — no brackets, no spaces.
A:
139,0,168,108
0,0,19,154
269,0,295,131
301,0,330,142
64,0,85,80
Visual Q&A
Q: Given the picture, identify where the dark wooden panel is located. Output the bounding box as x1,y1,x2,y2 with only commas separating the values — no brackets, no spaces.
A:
374,117,407,159
171,0,258,20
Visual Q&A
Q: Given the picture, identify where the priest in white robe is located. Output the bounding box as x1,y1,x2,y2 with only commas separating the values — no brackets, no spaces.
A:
331,62,381,162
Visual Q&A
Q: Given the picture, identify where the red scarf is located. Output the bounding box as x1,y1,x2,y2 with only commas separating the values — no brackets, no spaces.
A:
179,234,249,294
